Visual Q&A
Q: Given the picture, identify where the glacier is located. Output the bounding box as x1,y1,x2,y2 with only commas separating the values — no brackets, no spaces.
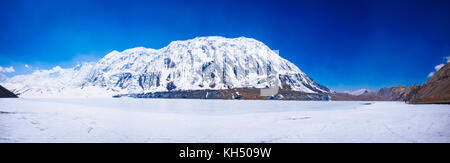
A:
1,36,329,98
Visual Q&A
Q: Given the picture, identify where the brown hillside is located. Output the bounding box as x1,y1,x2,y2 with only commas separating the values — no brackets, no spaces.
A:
410,63,450,104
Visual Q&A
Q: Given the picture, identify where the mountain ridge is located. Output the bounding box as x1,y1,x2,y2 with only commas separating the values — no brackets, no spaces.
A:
1,36,330,98
331,63,450,104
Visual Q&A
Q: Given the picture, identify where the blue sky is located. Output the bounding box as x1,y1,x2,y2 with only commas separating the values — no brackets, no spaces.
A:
0,0,449,91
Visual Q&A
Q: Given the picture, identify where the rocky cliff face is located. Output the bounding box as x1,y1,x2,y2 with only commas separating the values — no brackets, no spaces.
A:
379,85,420,101
117,87,330,101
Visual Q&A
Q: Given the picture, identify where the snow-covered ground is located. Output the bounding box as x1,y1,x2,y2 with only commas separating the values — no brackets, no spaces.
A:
0,98,449,143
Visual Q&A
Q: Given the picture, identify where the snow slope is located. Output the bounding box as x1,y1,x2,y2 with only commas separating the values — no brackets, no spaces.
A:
1,64,110,98
1,36,329,97
344,89,369,96
0,99,449,143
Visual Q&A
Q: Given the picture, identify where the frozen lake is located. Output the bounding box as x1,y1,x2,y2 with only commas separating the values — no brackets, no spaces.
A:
1,98,449,143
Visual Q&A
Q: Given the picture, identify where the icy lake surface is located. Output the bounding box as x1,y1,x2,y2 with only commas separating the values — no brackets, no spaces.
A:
1,98,449,143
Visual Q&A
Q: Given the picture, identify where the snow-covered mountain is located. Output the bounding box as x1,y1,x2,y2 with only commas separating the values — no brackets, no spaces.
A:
344,89,369,96
1,36,330,97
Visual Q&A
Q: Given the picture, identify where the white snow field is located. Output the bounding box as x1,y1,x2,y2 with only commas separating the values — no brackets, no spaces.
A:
0,98,449,143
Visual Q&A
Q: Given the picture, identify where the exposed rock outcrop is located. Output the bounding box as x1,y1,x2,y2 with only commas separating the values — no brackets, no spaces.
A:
115,87,330,101
331,85,421,102
0,85,18,98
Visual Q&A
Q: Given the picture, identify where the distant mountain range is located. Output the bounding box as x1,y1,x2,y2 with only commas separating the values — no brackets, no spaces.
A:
1,36,448,103
332,62,450,104
343,89,369,96
0,36,330,100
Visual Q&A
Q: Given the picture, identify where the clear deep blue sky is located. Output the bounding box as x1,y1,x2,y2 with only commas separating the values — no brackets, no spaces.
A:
0,0,449,91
